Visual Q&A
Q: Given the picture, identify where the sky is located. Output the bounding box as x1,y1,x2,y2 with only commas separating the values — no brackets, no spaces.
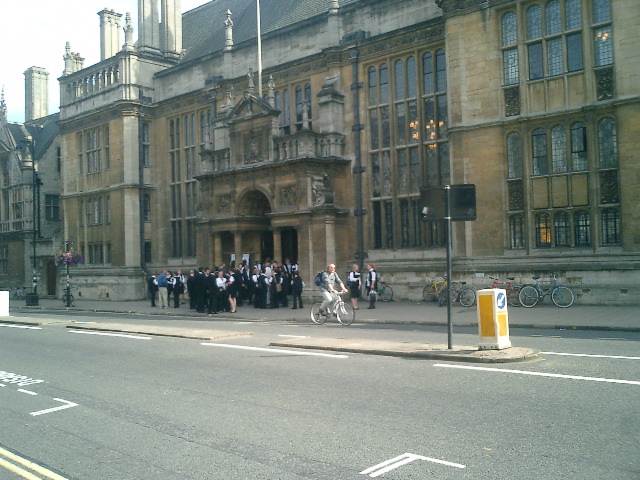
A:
0,0,208,123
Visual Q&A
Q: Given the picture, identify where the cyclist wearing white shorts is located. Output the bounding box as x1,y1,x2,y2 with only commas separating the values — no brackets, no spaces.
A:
318,264,348,315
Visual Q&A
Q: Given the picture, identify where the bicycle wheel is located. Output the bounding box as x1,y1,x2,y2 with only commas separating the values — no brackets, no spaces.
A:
423,284,437,302
507,287,522,307
336,302,355,325
519,285,539,308
459,288,476,307
551,286,574,308
380,285,393,302
310,303,326,324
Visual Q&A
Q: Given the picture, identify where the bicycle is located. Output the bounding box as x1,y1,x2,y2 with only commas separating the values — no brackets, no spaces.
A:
486,276,522,307
11,287,26,300
423,276,448,302
438,281,476,307
310,292,355,325
375,279,393,302
62,288,76,307
518,274,574,308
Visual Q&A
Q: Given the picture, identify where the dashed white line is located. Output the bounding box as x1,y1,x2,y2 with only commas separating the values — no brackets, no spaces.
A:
433,363,640,386
541,351,640,360
68,330,151,340
17,389,37,396
201,342,348,358
0,324,42,330
278,334,309,338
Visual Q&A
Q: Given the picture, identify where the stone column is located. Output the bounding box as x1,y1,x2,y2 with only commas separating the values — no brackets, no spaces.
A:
214,233,222,268
234,231,243,266
273,229,282,264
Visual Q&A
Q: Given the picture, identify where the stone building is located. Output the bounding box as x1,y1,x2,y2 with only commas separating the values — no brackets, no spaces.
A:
52,0,638,303
0,73,63,296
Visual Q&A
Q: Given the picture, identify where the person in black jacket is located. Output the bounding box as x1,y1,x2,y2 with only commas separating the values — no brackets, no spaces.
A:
186,270,197,310
148,274,158,307
291,270,304,309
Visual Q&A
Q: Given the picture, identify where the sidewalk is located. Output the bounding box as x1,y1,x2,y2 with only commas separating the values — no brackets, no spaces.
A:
10,297,640,332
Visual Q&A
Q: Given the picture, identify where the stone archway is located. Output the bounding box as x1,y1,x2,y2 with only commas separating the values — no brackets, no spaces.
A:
237,189,272,216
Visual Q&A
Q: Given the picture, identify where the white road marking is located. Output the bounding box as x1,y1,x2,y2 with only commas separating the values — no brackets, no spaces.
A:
598,337,626,341
17,389,37,396
278,334,308,338
68,330,151,340
0,324,42,330
541,351,640,360
361,453,465,477
30,398,78,417
201,342,348,358
434,363,640,386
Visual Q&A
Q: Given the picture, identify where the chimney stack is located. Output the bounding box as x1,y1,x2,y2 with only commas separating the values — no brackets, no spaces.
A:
24,66,49,121
99,8,123,60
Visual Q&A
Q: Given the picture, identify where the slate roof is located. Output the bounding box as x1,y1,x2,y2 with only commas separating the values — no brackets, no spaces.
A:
181,0,359,63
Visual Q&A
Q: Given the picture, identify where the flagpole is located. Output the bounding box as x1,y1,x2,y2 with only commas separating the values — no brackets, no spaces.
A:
257,0,263,97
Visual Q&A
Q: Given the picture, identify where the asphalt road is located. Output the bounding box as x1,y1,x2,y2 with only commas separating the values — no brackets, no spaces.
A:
1,311,638,479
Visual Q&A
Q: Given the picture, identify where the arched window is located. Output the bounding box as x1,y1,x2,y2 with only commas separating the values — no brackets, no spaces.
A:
435,49,447,92
502,12,517,46
282,89,290,134
395,59,405,100
295,85,303,124
551,125,567,173
532,128,548,175
510,215,525,249
565,0,582,30
305,83,312,123
598,118,617,168
423,52,433,94
601,208,620,246
535,213,551,247
546,0,561,35
407,56,417,98
554,211,570,246
507,132,523,179
380,64,389,104
570,122,587,171
368,66,378,105
526,5,542,39
574,211,590,246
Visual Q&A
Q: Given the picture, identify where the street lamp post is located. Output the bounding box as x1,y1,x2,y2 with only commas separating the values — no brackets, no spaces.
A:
19,136,41,296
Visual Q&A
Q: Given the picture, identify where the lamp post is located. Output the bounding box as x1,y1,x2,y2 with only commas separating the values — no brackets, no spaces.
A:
19,136,42,297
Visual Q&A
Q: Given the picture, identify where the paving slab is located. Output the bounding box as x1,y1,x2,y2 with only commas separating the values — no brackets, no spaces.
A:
270,337,540,363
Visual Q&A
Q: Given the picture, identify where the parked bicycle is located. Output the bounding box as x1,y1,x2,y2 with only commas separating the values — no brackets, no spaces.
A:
423,276,449,302
311,292,355,325
518,274,574,308
62,287,76,307
375,279,393,302
438,281,476,307
10,287,26,300
486,276,522,307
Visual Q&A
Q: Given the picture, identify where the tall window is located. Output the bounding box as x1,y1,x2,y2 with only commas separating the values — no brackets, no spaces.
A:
502,12,519,84
169,118,182,257
601,208,620,246
142,122,151,167
507,133,523,179
526,0,585,80
45,195,60,220
143,194,151,222
367,48,447,250
0,245,7,274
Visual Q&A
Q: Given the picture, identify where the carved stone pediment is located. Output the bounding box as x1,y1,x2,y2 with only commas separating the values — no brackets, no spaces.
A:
225,92,279,125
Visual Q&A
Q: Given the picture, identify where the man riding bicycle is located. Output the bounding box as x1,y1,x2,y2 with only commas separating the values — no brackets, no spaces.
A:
318,263,348,316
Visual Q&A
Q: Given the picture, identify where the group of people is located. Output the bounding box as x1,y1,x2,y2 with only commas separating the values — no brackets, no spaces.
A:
147,260,379,316
147,259,304,314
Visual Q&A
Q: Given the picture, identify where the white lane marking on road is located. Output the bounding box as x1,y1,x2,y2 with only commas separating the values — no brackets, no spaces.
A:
201,342,348,358
541,351,640,360
30,398,78,417
17,389,37,396
434,363,640,386
68,330,151,340
0,324,42,330
0,446,70,480
361,453,465,477
598,337,626,341
278,334,308,338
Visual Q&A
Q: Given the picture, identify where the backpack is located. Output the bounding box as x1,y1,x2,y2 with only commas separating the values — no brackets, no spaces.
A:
314,271,324,287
